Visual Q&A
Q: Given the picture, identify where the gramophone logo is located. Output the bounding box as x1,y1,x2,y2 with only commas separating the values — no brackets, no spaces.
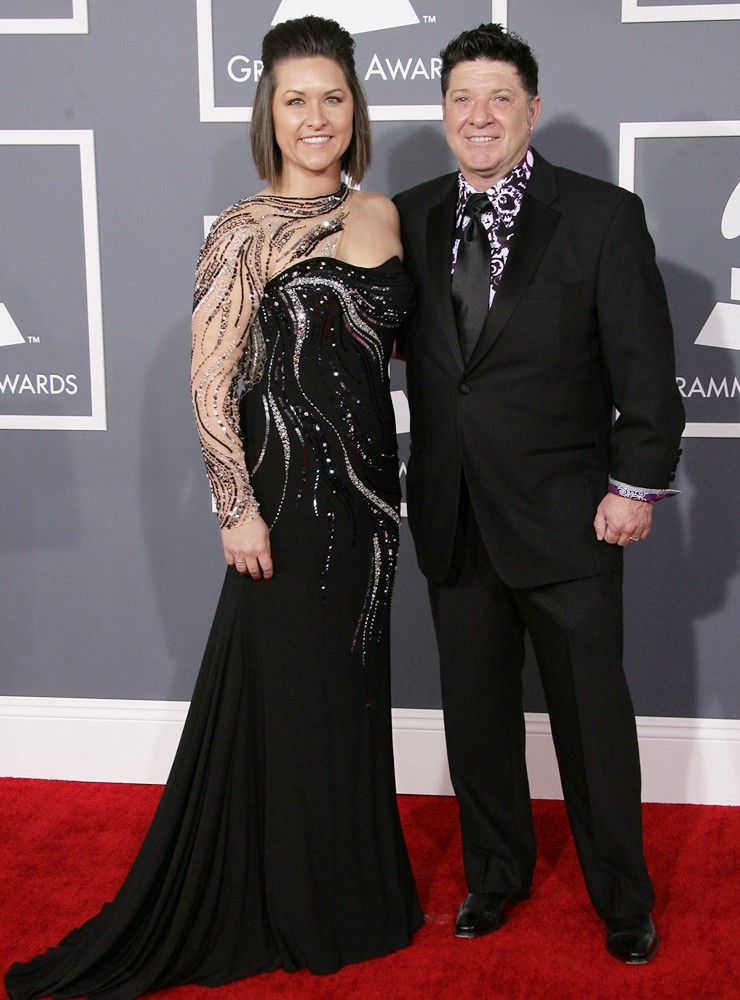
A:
272,0,419,33
619,120,740,435
272,0,419,35
694,180,740,352
0,130,106,430
0,304,24,347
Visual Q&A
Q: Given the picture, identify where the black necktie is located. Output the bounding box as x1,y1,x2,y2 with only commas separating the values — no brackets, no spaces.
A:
451,192,492,363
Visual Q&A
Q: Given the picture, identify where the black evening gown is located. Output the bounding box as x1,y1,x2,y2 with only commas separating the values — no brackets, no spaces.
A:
5,249,423,998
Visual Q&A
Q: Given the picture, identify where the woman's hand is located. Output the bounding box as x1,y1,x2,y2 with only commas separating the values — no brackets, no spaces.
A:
221,516,273,579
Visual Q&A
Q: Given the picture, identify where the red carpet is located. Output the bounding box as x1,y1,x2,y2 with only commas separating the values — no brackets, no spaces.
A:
1,779,738,998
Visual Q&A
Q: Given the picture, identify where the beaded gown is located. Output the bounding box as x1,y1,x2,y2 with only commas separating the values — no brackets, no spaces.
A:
5,184,423,999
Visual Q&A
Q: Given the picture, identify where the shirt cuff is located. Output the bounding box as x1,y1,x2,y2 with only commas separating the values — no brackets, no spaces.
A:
608,478,680,503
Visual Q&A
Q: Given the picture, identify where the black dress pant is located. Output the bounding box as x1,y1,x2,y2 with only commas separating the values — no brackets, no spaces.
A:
428,488,655,920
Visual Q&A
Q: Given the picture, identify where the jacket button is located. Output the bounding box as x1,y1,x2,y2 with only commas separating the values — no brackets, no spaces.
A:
459,382,471,394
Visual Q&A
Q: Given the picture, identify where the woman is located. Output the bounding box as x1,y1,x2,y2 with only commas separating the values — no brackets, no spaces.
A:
5,16,422,999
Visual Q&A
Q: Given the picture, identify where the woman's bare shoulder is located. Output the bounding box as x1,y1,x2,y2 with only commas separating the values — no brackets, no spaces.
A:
351,189,400,235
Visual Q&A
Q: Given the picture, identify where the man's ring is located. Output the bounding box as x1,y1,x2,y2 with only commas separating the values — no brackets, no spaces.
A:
629,536,640,542
235,559,246,565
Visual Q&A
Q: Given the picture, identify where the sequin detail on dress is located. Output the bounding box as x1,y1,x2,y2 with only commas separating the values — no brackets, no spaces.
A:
244,254,412,665
192,186,349,528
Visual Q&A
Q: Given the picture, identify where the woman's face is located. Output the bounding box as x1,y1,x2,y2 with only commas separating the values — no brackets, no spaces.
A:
271,55,354,191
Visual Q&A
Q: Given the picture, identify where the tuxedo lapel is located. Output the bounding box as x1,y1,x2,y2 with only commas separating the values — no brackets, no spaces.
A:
424,178,463,370
466,154,561,372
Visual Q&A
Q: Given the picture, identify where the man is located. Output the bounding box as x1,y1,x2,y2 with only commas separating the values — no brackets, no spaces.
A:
394,24,684,964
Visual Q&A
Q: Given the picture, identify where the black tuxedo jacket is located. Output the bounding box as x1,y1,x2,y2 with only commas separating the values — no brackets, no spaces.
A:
394,152,685,588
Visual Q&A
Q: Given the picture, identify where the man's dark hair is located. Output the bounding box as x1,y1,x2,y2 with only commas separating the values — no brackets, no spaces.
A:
440,23,539,98
251,15,371,187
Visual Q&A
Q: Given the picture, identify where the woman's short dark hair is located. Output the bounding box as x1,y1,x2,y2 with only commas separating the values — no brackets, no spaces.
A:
251,16,371,188
440,23,539,99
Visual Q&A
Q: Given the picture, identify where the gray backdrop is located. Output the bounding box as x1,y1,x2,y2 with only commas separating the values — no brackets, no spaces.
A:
1,1,738,722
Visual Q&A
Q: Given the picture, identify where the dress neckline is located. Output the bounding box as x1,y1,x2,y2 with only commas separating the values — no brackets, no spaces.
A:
251,183,349,218
263,255,402,291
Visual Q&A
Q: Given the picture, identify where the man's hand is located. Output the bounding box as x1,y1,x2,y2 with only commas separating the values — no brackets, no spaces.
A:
594,493,653,547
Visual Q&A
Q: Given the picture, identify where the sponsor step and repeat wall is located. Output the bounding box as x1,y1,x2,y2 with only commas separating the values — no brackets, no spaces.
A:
1,1,738,799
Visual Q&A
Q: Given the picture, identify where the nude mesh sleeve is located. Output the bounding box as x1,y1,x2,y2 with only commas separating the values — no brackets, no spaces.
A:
191,212,267,528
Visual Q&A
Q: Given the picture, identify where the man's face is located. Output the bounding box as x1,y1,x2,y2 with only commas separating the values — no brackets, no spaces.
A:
443,59,541,190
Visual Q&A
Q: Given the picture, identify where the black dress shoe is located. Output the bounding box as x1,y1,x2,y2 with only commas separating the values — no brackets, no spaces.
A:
454,890,528,939
605,913,659,964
